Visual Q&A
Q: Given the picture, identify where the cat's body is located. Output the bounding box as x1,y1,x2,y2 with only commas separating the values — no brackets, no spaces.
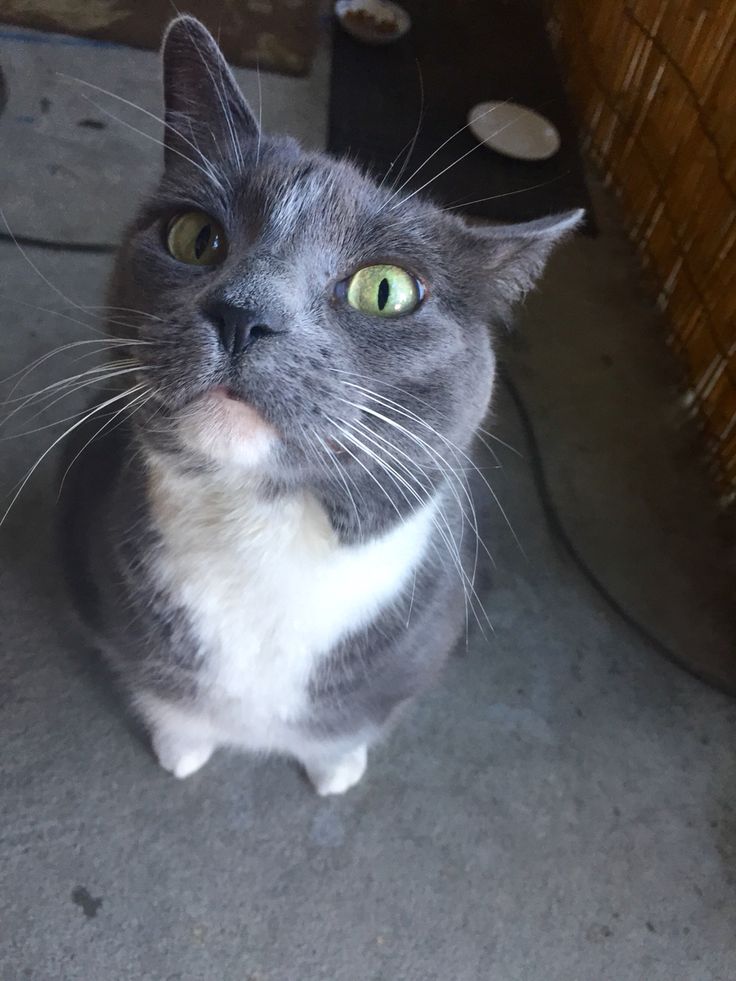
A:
58,17,580,793
61,407,461,792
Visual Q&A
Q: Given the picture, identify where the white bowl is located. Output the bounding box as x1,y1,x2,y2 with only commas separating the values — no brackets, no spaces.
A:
468,101,561,161
335,0,411,45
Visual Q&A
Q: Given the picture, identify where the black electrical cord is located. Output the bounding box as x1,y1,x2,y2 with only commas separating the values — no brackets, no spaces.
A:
0,231,117,254
498,365,735,699
0,230,731,698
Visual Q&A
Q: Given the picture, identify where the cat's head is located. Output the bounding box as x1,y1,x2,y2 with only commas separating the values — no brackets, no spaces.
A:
112,16,580,539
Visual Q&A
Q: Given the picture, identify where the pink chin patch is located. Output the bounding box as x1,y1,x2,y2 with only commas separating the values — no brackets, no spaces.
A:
208,385,268,427
178,386,277,466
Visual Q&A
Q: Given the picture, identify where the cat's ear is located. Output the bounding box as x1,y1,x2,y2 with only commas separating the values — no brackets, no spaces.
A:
468,209,584,309
161,16,259,171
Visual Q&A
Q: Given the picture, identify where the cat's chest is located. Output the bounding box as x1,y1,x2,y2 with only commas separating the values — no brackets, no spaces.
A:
148,464,434,731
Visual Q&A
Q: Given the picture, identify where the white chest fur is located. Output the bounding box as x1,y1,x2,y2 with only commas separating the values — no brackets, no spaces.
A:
146,459,436,752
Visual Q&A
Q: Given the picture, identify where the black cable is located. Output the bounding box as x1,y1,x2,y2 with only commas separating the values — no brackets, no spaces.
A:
0,231,118,254
498,365,735,699
1,229,731,697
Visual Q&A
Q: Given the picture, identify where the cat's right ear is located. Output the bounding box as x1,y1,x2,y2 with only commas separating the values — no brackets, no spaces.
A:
161,16,259,172
463,208,584,315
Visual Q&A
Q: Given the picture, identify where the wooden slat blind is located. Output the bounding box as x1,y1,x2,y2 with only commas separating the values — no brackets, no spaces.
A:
548,0,736,502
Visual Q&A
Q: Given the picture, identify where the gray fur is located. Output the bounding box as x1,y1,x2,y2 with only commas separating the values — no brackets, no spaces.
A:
58,17,581,779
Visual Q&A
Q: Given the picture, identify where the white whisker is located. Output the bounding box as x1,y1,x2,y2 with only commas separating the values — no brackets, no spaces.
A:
0,384,146,529
343,412,491,629
1,399,127,441
81,305,163,321
438,176,567,214
0,292,160,339
312,430,364,539
16,364,144,424
380,99,509,210
0,335,148,392
76,91,228,195
0,210,110,336
198,27,244,174
255,56,263,167
2,364,142,432
343,389,523,558
337,388,489,557
323,428,403,523
2,360,139,409
388,111,535,212
58,73,229,192
406,569,417,628
324,366,519,462
328,415,490,638
348,415,491,593
56,387,154,498
379,59,424,193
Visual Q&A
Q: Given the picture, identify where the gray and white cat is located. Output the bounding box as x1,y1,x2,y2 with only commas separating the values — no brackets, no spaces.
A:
59,16,580,794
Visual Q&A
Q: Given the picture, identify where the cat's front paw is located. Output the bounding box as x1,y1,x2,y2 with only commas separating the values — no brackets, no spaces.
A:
138,694,215,779
305,745,367,796
152,734,214,779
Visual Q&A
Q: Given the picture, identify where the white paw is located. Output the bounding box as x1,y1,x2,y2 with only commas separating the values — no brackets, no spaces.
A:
308,746,367,796
153,739,213,779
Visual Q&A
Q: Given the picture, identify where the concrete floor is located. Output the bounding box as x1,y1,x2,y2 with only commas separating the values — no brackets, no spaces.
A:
1,23,735,981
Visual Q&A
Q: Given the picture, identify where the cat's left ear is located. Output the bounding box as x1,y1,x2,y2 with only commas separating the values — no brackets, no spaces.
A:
161,16,259,171
468,208,584,308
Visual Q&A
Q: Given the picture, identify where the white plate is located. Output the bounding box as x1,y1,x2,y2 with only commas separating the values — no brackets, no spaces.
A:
335,0,411,45
468,101,560,161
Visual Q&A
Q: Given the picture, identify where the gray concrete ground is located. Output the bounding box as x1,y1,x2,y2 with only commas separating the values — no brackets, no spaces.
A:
1,23,735,981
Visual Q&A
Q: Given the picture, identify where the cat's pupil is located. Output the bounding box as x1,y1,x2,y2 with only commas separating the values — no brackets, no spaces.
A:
194,224,212,259
377,278,390,311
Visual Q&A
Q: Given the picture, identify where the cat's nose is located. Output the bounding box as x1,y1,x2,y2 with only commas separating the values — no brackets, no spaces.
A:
205,300,279,356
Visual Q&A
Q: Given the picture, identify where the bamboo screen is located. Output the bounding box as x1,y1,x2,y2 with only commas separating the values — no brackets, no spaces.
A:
547,1,736,503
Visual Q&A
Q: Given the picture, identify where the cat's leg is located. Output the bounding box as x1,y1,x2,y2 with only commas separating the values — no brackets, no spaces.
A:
136,693,217,779
298,742,368,796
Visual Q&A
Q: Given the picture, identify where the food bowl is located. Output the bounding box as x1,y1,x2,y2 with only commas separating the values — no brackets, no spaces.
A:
335,0,411,45
468,101,561,161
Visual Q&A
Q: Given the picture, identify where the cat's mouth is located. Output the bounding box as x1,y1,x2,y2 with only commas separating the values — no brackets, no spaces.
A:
215,385,250,405
206,385,276,431
176,385,278,467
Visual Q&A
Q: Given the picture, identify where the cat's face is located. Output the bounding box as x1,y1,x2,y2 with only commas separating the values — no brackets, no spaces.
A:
111,17,580,539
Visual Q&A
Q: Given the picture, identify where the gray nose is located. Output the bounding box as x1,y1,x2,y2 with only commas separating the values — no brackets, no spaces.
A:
205,300,278,356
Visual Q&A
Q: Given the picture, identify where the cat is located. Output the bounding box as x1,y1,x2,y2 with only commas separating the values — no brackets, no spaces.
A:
58,15,581,795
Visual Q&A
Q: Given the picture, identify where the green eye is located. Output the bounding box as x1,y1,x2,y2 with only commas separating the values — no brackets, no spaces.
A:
166,210,226,266
344,264,422,317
